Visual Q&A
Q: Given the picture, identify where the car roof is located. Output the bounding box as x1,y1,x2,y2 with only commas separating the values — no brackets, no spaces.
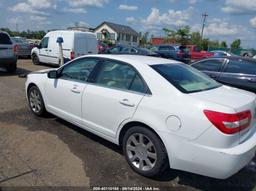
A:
191,56,256,64
81,54,181,66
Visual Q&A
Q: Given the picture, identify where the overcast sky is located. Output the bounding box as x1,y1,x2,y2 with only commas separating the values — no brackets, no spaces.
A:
1,0,256,48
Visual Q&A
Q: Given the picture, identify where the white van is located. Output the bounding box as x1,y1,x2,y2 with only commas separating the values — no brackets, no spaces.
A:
31,30,97,65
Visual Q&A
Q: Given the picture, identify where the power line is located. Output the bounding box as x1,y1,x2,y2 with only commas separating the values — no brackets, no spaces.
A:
201,12,208,39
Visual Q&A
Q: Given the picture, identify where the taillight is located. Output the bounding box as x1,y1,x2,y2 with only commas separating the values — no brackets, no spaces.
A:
70,51,75,60
204,110,252,134
13,44,18,54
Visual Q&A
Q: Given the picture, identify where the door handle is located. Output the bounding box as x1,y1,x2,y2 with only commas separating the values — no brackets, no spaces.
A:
119,99,135,107
71,85,81,93
48,50,52,52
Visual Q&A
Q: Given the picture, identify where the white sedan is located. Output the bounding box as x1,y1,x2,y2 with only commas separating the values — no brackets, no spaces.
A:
25,55,256,179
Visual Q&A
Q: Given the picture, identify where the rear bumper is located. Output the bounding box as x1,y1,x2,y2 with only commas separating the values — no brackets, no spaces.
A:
0,57,17,66
160,130,256,179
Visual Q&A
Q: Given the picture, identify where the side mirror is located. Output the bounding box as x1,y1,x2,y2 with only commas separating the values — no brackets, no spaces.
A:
37,44,42,49
47,70,58,79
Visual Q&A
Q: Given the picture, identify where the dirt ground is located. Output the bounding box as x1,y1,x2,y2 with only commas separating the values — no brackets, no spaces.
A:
0,59,256,191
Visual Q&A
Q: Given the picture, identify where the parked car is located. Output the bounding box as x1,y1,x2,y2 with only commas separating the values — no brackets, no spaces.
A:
31,30,97,66
104,45,159,57
97,41,109,54
187,45,214,60
149,44,190,63
26,54,256,179
191,56,256,93
210,50,234,57
11,37,33,58
0,31,17,73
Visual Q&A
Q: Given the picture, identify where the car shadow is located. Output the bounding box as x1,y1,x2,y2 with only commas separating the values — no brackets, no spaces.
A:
0,67,32,77
1,107,256,190
47,116,256,190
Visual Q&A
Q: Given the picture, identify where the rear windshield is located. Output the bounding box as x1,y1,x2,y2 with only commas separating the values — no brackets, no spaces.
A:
151,64,221,93
0,33,12,45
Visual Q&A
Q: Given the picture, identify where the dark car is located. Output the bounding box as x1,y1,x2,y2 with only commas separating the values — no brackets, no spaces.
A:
11,37,33,58
0,31,17,73
150,44,190,63
191,56,256,93
104,45,159,57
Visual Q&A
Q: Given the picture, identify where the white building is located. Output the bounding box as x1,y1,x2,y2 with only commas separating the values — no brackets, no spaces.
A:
94,21,139,46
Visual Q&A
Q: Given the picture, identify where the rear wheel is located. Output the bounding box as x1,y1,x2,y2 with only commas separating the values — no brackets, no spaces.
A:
122,126,169,177
28,86,46,116
32,54,40,65
6,62,17,73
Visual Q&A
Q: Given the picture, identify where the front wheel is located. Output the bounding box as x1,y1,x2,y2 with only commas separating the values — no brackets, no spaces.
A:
32,54,40,65
122,126,169,177
28,86,46,116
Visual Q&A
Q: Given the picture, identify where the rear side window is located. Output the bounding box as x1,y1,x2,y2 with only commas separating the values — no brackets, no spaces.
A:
192,59,223,72
0,33,12,44
225,60,256,75
152,64,221,93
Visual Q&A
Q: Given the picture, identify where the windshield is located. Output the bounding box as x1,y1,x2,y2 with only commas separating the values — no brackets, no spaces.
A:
151,64,221,93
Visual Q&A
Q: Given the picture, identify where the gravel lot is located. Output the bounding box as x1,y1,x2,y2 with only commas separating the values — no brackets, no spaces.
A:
0,59,256,191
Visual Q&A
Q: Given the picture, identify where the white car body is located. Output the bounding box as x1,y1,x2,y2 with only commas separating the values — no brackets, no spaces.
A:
31,30,97,65
25,55,256,179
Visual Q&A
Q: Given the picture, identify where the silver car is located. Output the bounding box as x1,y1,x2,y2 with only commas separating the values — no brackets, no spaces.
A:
0,31,17,73
11,37,33,58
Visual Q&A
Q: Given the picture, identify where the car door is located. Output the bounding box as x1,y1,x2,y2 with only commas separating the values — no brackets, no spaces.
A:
81,59,148,138
45,58,98,124
218,59,256,92
38,37,49,63
191,58,225,80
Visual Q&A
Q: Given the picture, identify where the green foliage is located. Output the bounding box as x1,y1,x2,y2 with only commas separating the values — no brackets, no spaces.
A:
220,41,227,48
0,28,46,39
231,39,241,49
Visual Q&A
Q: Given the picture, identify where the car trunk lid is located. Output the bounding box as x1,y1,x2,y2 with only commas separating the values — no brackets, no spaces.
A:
191,85,256,143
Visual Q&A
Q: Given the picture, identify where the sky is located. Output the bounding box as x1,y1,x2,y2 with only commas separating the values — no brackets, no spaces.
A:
1,0,256,48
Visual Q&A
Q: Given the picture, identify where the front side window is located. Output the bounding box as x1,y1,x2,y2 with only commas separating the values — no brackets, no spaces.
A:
60,58,98,82
40,37,49,48
95,60,146,93
152,64,221,93
192,59,223,72
225,59,256,75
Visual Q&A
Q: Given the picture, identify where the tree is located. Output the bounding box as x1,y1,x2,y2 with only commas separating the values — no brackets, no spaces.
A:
162,26,191,45
175,25,191,45
200,38,209,50
220,41,227,48
190,32,201,46
208,40,220,49
231,39,241,49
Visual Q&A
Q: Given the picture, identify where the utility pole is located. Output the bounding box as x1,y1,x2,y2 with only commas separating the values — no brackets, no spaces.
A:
201,12,208,40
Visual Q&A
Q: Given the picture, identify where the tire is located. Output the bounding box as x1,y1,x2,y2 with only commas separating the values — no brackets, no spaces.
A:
6,62,17,73
32,54,40,65
122,126,169,177
28,86,46,116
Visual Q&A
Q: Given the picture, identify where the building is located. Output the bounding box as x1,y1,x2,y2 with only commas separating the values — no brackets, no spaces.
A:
94,21,139,46
151,37,165,45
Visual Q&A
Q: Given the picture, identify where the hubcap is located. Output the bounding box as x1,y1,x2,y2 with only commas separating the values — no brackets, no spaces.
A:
126,133,157,171
29,89,42,113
